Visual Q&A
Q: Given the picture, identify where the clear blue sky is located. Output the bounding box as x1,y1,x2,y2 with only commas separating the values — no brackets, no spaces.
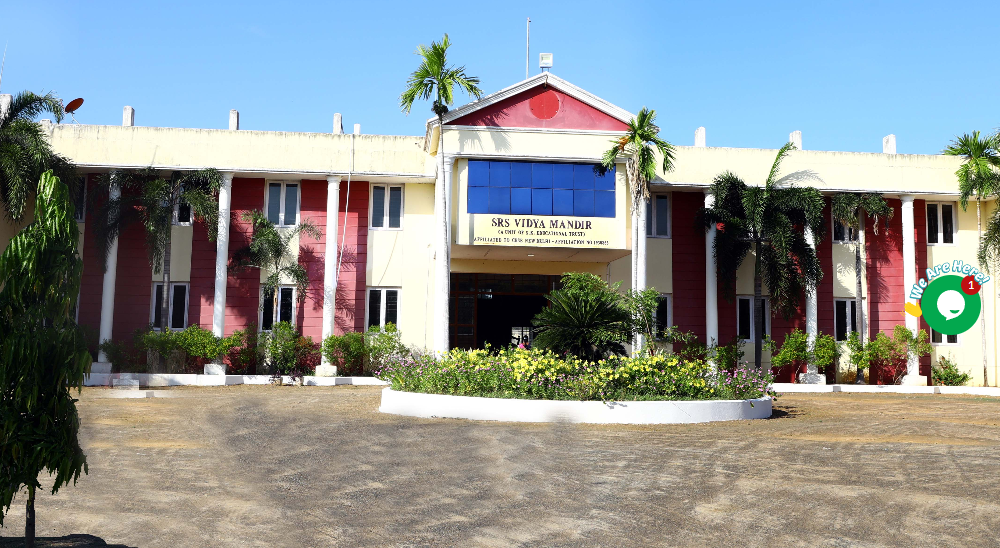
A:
3,1,998,155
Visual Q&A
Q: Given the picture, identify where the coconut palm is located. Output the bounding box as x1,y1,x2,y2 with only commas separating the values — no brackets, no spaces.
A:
229,210,321,327
701,143,825,370
831,192,893,384
93,168,222,333
944,130,1000,386
0,91,75,222
399,33,482,352
598,107,675,351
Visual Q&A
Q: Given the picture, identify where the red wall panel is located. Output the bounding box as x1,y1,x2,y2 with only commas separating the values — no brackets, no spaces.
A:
188,218,216,330
78,174,105,354
914,200,932,379
112,215,153,341
447,86,629,131
296,180,327,341
333,181,369,334
865,198,905,339
670,192,706,343
223,178,265,336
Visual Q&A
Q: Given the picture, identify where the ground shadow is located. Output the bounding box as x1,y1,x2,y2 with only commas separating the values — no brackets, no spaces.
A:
0,534,135,547
767,405,804,420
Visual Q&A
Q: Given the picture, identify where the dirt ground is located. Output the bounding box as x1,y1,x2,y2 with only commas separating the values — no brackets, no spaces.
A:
2,386,999,547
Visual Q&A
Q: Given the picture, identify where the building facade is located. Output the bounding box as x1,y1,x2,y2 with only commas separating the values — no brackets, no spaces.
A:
2,73,996,385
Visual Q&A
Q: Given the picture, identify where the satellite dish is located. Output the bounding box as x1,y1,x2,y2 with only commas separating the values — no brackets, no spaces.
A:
65,98,84,123
65,98,84,113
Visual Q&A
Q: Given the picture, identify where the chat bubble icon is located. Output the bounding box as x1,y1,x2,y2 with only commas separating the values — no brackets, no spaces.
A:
937,290,965,321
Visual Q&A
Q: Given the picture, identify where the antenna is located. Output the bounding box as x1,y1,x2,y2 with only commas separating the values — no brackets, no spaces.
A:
526,18,530,80
65,98,84,123
0,42,7,93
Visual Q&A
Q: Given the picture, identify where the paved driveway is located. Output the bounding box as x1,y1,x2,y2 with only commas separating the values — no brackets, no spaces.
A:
2,386,999,547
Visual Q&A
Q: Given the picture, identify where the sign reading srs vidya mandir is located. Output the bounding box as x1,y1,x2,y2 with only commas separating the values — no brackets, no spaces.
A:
472,214,625,249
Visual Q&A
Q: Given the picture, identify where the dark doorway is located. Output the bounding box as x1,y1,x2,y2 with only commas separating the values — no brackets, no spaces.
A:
476,294,548,349
450,273,561,349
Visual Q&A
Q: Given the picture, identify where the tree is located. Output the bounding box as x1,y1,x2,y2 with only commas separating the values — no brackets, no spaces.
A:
399,33,482,352
531,273,630,361
598,108,676,350
831,192,892,384
0,171,90,547
701,143,825,370
230,210,321,328
0,91,76,222
93,168,222,337
944,131,1000,387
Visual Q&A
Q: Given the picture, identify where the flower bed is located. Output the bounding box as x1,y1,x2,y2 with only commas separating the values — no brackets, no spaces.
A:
376,347,776,402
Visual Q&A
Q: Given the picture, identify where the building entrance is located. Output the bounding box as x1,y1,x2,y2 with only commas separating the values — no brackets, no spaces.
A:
449,274,561,350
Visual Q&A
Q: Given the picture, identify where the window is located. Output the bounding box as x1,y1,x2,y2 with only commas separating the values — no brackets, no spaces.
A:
645,194,670,237
927,202,956,245
265,182,299,227
150,283,189,330
367,288,400,329
371,184,403,229
832,218,858,243
653,294,672,338
737,296,770,340
930,328,958,345
174,200,192,225
834,298,858,341
73,177,86,221
467,160,615,218
261,286,296,330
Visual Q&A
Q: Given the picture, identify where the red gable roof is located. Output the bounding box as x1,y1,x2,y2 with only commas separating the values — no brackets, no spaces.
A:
445,81,630,131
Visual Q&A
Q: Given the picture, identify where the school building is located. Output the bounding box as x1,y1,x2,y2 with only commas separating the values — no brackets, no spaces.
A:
1,73,996,385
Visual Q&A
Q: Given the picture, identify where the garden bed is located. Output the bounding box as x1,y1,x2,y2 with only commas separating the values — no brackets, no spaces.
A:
378,388,771,424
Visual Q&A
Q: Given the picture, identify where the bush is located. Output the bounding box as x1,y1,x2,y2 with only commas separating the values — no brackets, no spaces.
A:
712,337,746,372
845,326,932,385
227,323,264,375
322,331,366,375
174,325,239,363
262,322,319,379
98,327,151,373
366,324,405,373
376,346,776,402
531,273,630,360
813,333,840,373
932,355,972,386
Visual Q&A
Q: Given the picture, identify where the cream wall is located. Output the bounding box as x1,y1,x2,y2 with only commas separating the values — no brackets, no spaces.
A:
366,182,436,350
151,225,194,283
926,200,999,386
47,125,432,179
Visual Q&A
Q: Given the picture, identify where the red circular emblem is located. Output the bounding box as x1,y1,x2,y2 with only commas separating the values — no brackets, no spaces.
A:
961,275,981,295
528,89,560,120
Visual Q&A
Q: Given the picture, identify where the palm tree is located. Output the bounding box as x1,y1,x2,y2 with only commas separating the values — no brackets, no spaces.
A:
598,107,676,352
701,143,825,370
944,131,1000,386
831,192,893,384
0,91,75,222
93,168,222,332
399,33,482,352
230,210,321,328
532,273,630,361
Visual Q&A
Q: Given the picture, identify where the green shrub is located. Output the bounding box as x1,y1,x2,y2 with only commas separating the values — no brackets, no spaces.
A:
322,331,366,375
227,323,264,375
173,325,239,362
771,330,810,371
932,355,972,386
99,327,152,373
812,333,839,372
262,322,319,378
365,323,405,373
712,337,746,371
846,326,932,384
531,272,630,360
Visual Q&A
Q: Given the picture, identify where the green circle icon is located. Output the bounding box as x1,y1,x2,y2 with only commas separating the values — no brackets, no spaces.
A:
920,274,981,335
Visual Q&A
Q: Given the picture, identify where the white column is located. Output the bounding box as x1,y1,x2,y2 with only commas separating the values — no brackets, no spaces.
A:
900,195,924,384
433,155,452,353
212,173,234,338
229,109,239,130
801,226,825,383
96,184,121,364
705,191,719,349
318,176,342,374
883,134,897,154
634,197,648,352
122,106,134,127
789,130,802,149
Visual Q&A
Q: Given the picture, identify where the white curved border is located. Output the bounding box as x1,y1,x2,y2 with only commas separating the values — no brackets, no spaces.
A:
378,388,771,424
